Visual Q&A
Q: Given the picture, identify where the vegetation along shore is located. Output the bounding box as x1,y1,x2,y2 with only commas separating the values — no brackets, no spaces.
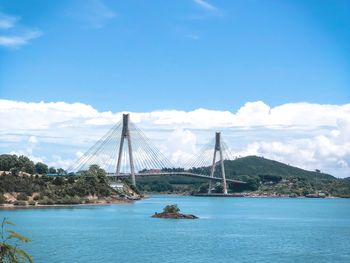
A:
1,154,350,209
0,154,140,208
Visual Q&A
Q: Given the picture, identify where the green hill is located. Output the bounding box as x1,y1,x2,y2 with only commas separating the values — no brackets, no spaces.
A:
138,156,350,197
224,156,335,181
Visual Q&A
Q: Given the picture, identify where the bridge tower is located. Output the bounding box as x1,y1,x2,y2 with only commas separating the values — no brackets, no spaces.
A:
115,114,136,186
208,132,228,194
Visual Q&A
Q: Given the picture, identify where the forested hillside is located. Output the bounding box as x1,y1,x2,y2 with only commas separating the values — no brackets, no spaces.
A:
224,156,334,180
0,154,140,206
138,156,350,197
1,154,349,199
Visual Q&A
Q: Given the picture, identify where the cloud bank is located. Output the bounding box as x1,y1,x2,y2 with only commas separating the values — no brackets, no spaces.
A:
0,99,349,177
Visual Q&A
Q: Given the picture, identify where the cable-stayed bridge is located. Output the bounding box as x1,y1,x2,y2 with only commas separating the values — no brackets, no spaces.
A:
69,114,245,194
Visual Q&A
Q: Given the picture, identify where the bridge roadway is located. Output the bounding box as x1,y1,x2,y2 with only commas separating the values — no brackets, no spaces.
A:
107,172,246,184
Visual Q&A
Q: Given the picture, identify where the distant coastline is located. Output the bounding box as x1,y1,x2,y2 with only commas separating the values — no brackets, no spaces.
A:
0,198,137,209
191,193,338,198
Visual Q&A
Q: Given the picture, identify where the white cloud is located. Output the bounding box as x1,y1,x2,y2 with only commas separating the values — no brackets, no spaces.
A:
164,128,197,165
0,13,19,29
190,0,223,18
50,155,75,169
28,136,38,144
0,11,42,48
0,99,350,177
193,0,216,11
0,30,42,48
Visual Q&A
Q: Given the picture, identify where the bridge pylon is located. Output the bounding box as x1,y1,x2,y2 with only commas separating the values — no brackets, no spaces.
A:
208,132,228,194
115,114,136,186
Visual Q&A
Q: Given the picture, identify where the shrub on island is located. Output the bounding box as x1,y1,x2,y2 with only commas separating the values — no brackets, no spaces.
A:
152,204,198,219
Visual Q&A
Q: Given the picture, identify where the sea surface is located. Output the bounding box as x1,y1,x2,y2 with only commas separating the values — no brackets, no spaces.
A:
1,195,350,263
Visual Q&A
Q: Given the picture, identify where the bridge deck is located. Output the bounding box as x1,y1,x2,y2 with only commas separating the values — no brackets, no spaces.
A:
107,172,245,184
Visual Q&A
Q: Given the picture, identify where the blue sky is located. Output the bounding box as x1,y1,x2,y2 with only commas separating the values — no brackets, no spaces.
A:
0,0,349,112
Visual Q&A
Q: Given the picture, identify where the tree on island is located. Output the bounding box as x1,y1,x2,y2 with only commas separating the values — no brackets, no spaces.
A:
0,218,33,263
163,204,180,214
153,204,198,219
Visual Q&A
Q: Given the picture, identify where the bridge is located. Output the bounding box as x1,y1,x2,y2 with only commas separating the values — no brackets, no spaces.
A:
69,114,245,194
107,172,244,184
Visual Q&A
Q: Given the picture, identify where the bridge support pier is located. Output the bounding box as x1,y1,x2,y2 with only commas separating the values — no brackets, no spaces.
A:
208,132,228,195
115,114,136,186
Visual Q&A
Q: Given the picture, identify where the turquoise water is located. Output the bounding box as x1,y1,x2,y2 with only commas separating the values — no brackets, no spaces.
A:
1,196,350,263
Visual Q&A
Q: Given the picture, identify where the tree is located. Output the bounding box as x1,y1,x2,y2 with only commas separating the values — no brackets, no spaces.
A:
229,175,260,192
67,176,75,184
48,167,56,174
79,165,112,196
35,162,48,175
57,168,66,175
0,218,33,263
17,193,28,201
10,168,19,176
163,204,180,214
214,184,224,193
53,177,64,186
21,161,35,174
0,195,6,204
18,156,35,174
198,183,208,193
0,155,18,172
258,174,282,183
82,165,108,184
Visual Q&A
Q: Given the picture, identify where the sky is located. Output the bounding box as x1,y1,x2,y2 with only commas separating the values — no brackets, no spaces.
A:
0,0,349,177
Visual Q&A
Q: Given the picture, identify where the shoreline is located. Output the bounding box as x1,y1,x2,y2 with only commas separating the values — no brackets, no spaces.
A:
192,194,338,198
0,199,135,209
0,193,342,209
150,193,340,198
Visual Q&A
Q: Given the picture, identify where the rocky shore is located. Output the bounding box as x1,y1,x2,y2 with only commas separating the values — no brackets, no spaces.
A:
152,212,198,219
152,204,198,219
0,194,142,209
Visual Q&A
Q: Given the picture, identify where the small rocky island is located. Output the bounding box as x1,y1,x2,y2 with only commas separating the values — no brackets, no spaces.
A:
152,204,198,219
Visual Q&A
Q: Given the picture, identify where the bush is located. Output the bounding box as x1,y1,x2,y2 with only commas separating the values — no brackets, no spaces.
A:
10,167,19,176
56,196,81,205
33,195,40,201
38,198,55,205
17,193,28,201
258,174,282,183
14,201,26,206
53,177,64,186
35,162,48,174
214,184,224,193
84,198,94,204
163,204,180,213
28,200,36,206
198,183,209,193
0,194,6,204
67,176,75,184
